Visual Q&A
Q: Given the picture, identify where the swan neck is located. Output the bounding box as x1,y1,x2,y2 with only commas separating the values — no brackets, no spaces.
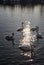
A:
22,23,24,29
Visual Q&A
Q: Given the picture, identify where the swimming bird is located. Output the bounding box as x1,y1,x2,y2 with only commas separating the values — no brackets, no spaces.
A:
31,26,39,31
17,22,24,32
19,46,34,52
5,32,14,41
36,33,43,39
31,26,43,39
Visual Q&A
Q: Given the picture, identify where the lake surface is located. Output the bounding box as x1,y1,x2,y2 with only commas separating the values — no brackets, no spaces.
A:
0,5,44,65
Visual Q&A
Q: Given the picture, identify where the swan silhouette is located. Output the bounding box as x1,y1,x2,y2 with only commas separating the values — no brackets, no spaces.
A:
31,26,39,31
5,33,14,41
17,22,24,32
36,33,43,39
19,46,34,52
31,26,43,39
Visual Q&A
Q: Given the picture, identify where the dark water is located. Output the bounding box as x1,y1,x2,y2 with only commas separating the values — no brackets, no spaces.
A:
0,5,44,65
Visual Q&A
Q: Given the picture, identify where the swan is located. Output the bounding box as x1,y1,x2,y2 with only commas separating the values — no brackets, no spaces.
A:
31,26,42,39
17,22,24,32
5,33,14,41
36,33,43,39
19,46,33,52
31,26,39,31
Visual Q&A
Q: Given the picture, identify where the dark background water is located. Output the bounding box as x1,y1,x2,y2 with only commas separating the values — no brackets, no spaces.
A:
0,5,44,65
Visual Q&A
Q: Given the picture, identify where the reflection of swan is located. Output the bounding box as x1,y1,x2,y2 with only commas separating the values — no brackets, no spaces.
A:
31,26,39,31
17,22,24,32
5,33,14,41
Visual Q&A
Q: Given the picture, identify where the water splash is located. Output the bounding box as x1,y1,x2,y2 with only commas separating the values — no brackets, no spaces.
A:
20,21,36,47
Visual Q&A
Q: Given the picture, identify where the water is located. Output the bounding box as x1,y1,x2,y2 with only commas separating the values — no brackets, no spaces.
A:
0,5,44,65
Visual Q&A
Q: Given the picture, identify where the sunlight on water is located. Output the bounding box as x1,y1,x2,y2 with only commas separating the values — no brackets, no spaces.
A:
20,21,36,47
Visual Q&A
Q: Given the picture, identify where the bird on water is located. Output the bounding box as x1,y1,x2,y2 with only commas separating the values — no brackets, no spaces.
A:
17,22,24,32
5,32,14,41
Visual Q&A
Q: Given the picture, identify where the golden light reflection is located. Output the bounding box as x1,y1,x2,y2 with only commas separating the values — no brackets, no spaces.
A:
21,52,31,57
19,21,37,58
20,21,36,46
